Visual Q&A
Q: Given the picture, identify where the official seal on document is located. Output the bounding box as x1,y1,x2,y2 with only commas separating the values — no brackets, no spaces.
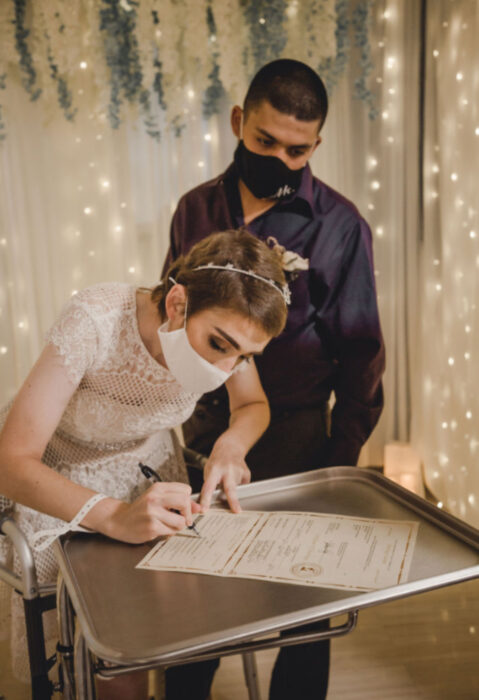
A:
291,563,323,578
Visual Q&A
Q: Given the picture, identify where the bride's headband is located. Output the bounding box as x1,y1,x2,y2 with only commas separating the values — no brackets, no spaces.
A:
192,262,291,305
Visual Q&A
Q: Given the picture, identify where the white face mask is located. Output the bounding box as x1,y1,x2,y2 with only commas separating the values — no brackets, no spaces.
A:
157,320,232,394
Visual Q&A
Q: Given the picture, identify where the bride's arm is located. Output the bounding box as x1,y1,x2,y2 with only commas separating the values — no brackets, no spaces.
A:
0,344,196,542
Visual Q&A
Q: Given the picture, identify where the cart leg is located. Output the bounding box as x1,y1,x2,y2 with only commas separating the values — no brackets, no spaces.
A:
74,632,97,700
57,575,75,700
23,597,54,700
242,652,261,700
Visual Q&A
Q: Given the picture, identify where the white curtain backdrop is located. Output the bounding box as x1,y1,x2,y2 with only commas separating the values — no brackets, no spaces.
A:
0,1,477,525
416,0,479,527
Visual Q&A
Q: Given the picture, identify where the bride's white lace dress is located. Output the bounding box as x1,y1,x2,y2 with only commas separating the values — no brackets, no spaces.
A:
0,282,201,680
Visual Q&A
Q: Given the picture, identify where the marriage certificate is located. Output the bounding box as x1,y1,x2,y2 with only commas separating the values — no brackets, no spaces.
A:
136,510,418,591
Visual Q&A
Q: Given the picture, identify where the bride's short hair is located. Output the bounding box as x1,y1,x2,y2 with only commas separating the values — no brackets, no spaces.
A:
152,228,288,338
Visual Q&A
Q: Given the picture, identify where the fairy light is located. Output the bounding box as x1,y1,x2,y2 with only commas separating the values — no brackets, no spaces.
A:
0,346,7,355
371,180,380,190
83,206,92,215
286,1,299,19
204,133,212,141
433,49,439,57
259,17,266,25
128,266,136,274
469,230,477,239
100,180,110,190
456,72,463,81
79,61,88,70
198,161,205,167
450,172,458,181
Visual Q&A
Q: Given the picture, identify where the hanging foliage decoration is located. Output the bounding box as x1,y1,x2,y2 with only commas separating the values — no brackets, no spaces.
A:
0,0,378,141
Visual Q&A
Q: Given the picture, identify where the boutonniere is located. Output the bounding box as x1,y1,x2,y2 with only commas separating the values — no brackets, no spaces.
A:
267,237,309,279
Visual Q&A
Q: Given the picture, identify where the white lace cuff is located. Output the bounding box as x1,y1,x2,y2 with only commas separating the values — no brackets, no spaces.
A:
30,493,107,552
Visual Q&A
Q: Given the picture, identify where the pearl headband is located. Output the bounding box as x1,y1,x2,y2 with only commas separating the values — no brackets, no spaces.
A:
192,262,291,305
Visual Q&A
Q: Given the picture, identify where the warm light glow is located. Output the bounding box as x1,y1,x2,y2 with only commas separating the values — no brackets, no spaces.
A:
83,207,92,215
456,72,463,81
204,133,212,141
0,346,7,355
80,61,88,70
371,180,380,190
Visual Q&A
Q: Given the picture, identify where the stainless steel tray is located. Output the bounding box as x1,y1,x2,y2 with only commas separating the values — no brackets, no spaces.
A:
54,466,479,666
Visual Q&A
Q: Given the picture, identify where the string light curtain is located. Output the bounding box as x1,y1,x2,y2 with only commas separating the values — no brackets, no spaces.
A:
416,0,479,527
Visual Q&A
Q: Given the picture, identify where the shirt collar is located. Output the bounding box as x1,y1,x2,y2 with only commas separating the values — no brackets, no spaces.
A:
222,161,315,219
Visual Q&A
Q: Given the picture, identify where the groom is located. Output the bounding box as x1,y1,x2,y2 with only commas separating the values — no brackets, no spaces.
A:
163,59,385,700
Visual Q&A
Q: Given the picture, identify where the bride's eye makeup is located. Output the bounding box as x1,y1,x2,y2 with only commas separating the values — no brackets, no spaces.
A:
209,336,228,353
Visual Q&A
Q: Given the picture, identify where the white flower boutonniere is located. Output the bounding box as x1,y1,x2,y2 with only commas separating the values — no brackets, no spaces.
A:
267,237,309,279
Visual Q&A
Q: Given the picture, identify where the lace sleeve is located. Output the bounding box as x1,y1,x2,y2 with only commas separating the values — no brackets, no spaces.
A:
45,296,98,385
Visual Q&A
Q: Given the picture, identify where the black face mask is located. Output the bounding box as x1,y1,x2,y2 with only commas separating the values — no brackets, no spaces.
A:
233,141,305,200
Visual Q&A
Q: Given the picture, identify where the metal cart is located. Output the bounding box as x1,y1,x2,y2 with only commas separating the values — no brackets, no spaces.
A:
51,466,479,700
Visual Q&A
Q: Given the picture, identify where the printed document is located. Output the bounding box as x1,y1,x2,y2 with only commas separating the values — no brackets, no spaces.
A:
137,510,418,591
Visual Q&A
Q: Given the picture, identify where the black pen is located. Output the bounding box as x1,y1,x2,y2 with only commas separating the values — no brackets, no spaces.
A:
138,462,201,537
